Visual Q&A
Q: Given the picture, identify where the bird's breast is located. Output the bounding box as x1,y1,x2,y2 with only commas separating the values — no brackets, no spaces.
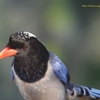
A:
11,61,66,100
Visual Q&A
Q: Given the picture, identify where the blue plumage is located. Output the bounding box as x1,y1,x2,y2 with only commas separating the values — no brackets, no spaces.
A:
49,52,70,84
67,84,100,99
79,85,100,99
49,52,100,100
1,31,100,100
11,67,15,81
11,60,15,81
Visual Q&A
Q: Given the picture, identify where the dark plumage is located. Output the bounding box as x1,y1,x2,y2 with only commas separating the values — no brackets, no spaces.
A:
8,32,49,82
0,31,100,100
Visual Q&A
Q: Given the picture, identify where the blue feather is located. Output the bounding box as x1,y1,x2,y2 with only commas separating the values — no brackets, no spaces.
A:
80,85,100,99
11,67,15,81
11,60,15,82
49,52,70,84
67,84,100,99
49,52,100,99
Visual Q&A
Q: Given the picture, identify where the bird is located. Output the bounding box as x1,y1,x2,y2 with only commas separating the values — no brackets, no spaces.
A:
0,31,100,100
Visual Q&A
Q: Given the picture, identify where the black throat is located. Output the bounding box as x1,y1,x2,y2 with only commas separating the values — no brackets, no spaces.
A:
13,42,49,83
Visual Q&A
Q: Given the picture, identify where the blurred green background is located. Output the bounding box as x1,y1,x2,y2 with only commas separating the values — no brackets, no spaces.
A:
0,0,100,100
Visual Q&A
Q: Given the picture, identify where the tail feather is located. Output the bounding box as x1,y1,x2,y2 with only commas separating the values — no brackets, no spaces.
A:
66,84,100,100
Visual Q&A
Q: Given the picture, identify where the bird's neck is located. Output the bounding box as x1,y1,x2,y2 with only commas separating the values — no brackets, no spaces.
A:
13,50,49,83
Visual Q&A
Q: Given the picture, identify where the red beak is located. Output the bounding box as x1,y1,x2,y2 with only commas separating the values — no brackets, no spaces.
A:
0,47,18,59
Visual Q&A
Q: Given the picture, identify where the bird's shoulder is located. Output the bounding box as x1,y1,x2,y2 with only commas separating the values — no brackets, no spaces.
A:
49,52,70,84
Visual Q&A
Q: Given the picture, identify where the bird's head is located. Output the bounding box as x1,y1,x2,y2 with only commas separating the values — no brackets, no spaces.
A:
0,31,47,59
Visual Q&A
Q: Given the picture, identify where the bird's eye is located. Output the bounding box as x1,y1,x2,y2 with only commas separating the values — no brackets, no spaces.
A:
21,46,27,50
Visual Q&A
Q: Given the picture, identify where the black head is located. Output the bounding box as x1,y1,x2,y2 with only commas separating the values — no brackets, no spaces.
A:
6,31,48,57
8,31,38,53
0,31,49,83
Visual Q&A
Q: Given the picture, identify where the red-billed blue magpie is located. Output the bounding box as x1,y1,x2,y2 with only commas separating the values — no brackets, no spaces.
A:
0,31,100,100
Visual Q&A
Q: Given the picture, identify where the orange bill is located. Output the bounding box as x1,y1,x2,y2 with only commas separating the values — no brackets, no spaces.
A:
0,47,18,59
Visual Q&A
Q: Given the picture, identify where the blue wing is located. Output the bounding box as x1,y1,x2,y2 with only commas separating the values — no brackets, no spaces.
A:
67,84,100,100
48,52,100,100
49,52,70,84
11,60,15,82
11,68,15,81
